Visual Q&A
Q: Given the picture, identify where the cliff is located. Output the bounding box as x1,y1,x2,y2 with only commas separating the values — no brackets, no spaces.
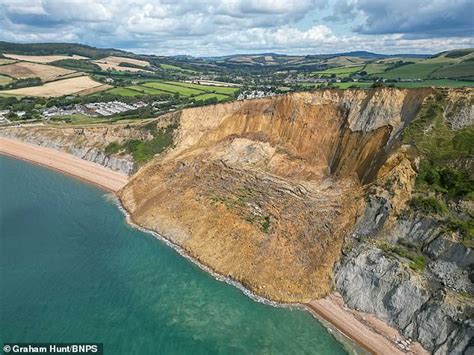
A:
0,113,178,176
118,88,472,354
3,88,471,354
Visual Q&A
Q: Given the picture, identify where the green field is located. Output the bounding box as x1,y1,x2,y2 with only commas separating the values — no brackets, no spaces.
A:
361,63,390,75
301,82,372,89
377,62,445,80
393,79,474,88
0,75,13,85
106,87,144,97
430,61,474,79
126,85,168,95
49,114,111,125
332,82,373,89
142,82,204,96
313,65,364,78
160,63,196,73
166,81,238,95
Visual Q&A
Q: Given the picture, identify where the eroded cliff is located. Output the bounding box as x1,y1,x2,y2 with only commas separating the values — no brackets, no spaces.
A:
4,87,471,354
118,88,473,354
119,88,429,300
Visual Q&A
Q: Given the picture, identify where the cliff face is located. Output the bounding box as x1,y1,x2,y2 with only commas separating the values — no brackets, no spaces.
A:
4,88,470,354
119,88,473,354
119,88,431,300
0,113,178,175
0,124,139,175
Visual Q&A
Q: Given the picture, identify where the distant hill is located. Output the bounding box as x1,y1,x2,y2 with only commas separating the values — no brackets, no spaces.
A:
335,51,430,59
0,41,130,59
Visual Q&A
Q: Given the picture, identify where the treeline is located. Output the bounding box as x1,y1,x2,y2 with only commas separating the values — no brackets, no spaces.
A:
2,77,42,89
50,59,101,71
0,41,128,59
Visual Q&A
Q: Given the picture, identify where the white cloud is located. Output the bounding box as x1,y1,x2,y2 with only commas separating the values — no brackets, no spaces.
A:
0,0,472,55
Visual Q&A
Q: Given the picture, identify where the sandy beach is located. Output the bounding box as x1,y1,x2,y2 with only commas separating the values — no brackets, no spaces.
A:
0,137,128,192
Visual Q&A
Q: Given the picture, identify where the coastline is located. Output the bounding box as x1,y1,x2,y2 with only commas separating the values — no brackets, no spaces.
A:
0,136,427,355
0,137,128,192
117,197,428,355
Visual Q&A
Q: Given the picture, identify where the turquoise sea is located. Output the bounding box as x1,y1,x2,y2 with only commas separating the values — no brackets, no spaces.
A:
0,155,347,354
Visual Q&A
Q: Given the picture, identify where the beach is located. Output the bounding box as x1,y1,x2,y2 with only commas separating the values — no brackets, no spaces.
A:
309,294,428,355
0,137,128,192
0,136,428,354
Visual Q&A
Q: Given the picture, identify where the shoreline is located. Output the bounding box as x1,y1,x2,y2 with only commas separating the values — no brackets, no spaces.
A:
0,137,128,192
117,197,428,355
1,137,427,355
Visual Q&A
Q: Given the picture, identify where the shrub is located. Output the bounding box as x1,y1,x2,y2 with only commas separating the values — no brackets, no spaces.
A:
104,141,121,155
409,196,447,215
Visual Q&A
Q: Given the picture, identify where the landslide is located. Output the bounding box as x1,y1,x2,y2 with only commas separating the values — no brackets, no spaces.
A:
119,88,432,302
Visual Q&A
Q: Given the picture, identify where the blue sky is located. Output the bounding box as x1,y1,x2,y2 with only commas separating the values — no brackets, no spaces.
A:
0,0,473,56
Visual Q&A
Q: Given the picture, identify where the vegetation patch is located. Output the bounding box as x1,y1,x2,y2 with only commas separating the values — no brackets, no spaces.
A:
403,93,474,247
105,124,175,164
379,243,427,272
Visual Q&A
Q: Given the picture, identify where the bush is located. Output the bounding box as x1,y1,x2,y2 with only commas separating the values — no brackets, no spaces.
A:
104,141,121,155
409,196,447,215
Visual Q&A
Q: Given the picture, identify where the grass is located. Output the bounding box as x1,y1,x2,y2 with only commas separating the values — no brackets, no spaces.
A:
142,82,202,96
332,82,372,89
167,81,238,95
106,87,144,97
393,79,474,88
379,243,427,272
105,124,174,164
378,62,445,80
403,93,474,247
0,75,13,85
160,63,196,73
126,85,168,95
361,63,390,75
48,114,110,125
430,61,474,79
312,65,364,78
409,196,448,215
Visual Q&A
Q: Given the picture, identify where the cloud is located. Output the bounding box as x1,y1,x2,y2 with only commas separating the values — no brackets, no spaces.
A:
333,0,474,38
0,0,472,56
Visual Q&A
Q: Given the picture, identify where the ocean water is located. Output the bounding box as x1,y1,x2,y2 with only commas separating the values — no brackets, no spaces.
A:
0,155,347,355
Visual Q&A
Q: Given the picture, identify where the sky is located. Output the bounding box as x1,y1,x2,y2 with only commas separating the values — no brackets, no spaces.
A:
0,0,473,56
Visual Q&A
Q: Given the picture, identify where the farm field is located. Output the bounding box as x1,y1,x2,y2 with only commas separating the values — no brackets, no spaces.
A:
126,85,167,95
101,56,149,67
312,65,364,77
378,62,447,80
430,61,474,79
0,58,16,65
106,87,144,97
167,81,238,95
75,84,113,96
2,54,88,63
0,61,76,82
142,82,203,96
0,74,13,85
393,79,474,88
361,63,390,75
0,76,106,97
160,63,195,73
92,56,151,73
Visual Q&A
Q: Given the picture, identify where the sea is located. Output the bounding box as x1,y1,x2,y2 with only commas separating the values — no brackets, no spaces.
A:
0,155,348,354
